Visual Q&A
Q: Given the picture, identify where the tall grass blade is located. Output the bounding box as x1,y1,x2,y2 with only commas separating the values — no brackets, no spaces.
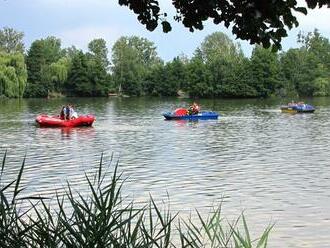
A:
1,150,6,179
12,155,26,203
98,152,103,184
242,214,252,245
256,224,274,248
1,180,15,193
196,209,212,242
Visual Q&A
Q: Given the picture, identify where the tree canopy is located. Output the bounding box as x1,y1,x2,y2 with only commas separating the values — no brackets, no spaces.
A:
25,37,62,97
1,26,329,99
197,32,243,63
119,0,329,50
88,38,110,69
111,36,161,95
0,27,24,53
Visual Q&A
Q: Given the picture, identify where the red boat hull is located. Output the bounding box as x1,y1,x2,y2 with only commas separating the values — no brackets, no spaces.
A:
36,115,95,127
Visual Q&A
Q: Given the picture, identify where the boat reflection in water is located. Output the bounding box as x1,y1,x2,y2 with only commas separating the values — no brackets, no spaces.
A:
36,126,96,140
60,127,96,139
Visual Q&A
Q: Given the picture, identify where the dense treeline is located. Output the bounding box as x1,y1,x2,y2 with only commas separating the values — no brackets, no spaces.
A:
0,26,329,98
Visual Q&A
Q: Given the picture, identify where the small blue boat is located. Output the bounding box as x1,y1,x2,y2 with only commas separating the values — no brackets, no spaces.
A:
281,103,315,113
163,111,219,120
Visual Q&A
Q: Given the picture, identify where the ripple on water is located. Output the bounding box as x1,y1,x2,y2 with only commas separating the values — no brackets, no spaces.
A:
1,97,330,247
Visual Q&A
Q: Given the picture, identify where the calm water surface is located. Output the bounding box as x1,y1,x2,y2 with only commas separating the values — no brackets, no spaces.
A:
1,97,330,247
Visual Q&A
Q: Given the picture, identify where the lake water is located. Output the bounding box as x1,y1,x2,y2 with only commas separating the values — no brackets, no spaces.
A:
1,97,330,247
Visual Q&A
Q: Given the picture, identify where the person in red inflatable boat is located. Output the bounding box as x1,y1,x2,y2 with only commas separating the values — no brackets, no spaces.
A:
60,106,66,120
60,104,78,120
68,104,78,119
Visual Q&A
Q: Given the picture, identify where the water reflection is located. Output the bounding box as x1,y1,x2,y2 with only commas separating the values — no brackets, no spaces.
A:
34,126,96,139
170,119,200,128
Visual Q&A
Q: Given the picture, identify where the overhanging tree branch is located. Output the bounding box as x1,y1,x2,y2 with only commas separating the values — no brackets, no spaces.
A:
119,0,330,50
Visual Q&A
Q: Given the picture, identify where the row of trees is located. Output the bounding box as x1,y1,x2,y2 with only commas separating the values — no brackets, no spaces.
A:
24,36,110,97
0,27,329,98
111,30,330,98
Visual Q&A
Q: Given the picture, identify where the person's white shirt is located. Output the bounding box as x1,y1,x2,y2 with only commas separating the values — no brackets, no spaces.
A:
71,110,78,119
69,107,78,119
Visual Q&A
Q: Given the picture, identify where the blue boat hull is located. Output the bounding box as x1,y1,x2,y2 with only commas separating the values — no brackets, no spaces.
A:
281,104,315,113
163,111,219,120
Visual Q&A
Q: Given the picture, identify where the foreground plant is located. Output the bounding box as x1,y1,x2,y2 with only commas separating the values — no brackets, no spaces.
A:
0,152,35,247
0,152,273,247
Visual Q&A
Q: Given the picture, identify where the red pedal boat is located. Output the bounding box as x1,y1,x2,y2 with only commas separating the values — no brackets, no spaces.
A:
36,115,95,127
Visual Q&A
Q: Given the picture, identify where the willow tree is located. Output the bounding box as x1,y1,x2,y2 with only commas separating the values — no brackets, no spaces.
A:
41,57,70,93
0,52,27,98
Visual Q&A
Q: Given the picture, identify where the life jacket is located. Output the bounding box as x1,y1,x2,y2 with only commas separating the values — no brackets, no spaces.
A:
65,106,70,118
192,104,200,113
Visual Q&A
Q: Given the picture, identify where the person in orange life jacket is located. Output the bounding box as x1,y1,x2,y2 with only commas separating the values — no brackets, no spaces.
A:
188,102,200,115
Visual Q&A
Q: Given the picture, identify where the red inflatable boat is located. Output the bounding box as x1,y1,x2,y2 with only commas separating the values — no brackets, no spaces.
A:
36,115,95,127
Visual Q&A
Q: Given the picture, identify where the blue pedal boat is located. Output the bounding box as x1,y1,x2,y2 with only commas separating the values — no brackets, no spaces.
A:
163,111,219,120
281,104,315,113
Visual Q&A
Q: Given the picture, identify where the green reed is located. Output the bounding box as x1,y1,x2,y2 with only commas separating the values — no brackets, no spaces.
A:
0,152,273,247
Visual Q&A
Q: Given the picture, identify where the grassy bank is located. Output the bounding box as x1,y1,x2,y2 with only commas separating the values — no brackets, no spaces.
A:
0,153,273,247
